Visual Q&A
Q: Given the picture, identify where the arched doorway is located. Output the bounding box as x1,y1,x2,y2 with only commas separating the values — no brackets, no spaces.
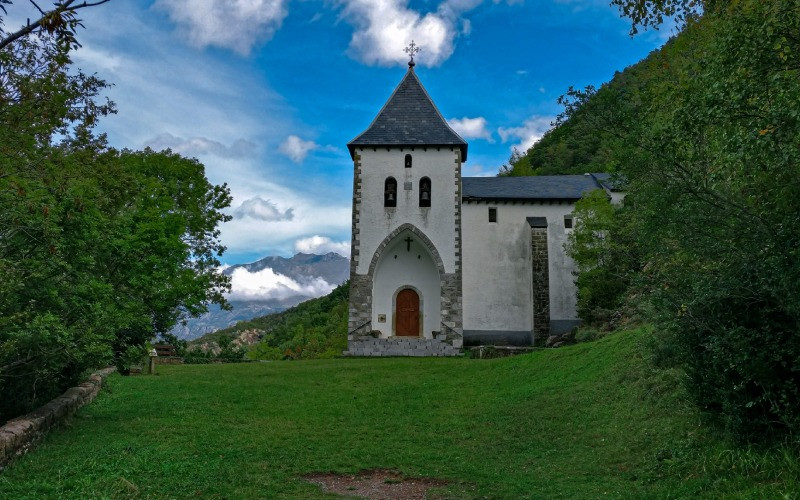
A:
395,288,420,336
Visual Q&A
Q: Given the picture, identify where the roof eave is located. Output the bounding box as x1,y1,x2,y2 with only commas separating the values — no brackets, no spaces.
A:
347,143,468,162
461,196,582,203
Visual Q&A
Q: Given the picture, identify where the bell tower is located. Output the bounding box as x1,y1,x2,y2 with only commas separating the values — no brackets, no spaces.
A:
345,45,466,356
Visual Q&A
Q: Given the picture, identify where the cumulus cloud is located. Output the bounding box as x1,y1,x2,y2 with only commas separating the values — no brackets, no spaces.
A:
227,267,334,301
294,235,351,257
154,0,289,55
342,0,482,67
145,133,257,159
447,116,493,142
464,164,496,177
498,115,554,152
233,197,295,221
278,135,319,163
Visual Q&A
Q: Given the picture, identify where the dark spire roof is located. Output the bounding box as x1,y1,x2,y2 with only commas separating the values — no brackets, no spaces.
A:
347,68,468,161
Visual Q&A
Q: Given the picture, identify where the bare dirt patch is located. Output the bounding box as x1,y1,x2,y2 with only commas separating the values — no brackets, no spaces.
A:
304,469,449,499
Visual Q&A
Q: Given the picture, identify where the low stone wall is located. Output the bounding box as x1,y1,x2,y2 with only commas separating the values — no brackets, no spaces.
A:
154,356,184,365
0,366,115,470
467,345,539,359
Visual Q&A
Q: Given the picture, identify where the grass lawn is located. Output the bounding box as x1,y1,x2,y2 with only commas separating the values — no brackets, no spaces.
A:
1,328,797,498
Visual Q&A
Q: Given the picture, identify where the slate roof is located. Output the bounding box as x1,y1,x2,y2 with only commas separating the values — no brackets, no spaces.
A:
462,175,606,201
348,68,468,161
588,172,626,192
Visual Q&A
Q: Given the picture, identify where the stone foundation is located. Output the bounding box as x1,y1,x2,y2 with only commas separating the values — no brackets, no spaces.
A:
344,336,461,357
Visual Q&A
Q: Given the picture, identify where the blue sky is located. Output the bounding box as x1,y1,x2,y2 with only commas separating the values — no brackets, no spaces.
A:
17,0,672,265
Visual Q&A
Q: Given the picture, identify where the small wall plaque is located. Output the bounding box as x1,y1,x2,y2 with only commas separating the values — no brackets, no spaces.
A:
404,181,412,191
378,314,386,323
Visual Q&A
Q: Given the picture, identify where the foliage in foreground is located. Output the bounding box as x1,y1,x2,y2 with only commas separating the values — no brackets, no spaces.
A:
0,329,797,497
191,282,349,360
0,19,230,422
557,1,800,441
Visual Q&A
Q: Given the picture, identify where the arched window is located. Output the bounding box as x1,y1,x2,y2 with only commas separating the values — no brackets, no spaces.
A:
419,177,431,207
384,177,397,207
405,154,412,169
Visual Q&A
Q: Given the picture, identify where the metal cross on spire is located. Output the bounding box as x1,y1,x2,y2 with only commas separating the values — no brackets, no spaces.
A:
404,40,421,68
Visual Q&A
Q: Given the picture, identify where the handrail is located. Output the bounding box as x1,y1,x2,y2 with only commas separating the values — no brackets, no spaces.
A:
439,322,459,338
348,320,372,337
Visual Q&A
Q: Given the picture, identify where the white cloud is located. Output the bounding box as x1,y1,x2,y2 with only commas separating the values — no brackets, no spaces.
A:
145,133,257,159
227,267,334,301
498,115,554,152
464,164,496,177
294,236,351,257
61,3,354,263
278,135,319,163
447,116,493,142
233,196,295,221
342,0,482,67
154,0,289,55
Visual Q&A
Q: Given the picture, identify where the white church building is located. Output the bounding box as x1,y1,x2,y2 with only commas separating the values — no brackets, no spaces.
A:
345,58,619,357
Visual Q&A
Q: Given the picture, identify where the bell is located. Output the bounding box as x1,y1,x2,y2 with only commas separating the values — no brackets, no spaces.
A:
387,192,395,202
421,191,430,202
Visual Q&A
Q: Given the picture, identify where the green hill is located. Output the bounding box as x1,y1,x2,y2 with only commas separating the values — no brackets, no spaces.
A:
502,37,681,177
2,328,796,497
189,282,348,360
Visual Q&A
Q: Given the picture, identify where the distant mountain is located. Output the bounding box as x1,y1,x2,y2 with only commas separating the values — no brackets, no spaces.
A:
172,252,349,340
223,252,349,284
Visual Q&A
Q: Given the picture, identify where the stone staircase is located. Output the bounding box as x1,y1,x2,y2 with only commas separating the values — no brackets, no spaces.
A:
344,336,462,357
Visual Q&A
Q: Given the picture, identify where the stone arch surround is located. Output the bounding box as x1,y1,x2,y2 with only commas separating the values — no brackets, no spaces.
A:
371,231,440,339
347,222,461,344
368,223,446,278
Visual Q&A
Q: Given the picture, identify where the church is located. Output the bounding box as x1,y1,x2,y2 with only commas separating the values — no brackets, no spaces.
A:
345,55,620,357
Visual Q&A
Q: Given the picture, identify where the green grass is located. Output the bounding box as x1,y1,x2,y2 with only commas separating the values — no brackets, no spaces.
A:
1,328,797,498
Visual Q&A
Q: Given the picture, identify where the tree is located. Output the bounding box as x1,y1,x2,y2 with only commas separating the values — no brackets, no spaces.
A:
608,0,708,35
0,3,232,420
559,0,800,440
566,189,639,326
0,0,111,51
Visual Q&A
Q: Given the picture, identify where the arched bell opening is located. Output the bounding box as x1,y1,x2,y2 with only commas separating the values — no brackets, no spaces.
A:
384,177,397,207
419,177,431,207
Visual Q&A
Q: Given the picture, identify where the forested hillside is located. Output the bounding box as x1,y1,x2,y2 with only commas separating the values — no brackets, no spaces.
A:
528,1,800,443
190,282,349,360
501,40,677,177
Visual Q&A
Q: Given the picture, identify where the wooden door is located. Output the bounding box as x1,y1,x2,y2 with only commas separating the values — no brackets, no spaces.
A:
396,289,420,336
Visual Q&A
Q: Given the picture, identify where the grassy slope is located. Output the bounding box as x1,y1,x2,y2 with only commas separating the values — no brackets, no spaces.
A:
1,328,796,498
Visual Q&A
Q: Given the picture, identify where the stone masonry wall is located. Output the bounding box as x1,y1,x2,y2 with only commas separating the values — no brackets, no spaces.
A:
531,226,550,344
348,153,369,334
443,149,463,341
0,367,115,470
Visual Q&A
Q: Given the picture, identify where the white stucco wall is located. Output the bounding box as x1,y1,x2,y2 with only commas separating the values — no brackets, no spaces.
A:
354,148,459,275
371,231,441,338
461,201,579,333
608,191,625,205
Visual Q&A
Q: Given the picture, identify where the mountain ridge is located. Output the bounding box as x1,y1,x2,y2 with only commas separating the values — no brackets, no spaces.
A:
173,252,349,340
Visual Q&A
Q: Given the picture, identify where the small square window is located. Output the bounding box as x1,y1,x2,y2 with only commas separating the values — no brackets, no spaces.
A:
564,215,573,229
488,207,497,223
